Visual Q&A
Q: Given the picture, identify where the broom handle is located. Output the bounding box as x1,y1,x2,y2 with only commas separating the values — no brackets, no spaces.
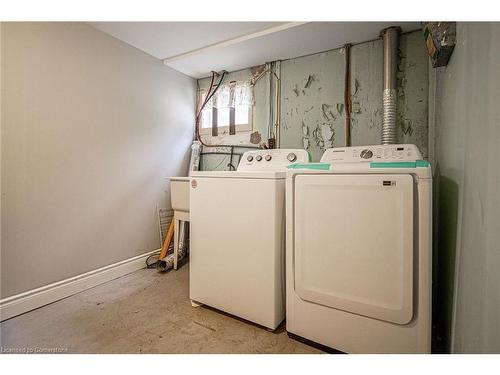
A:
159,220,175,260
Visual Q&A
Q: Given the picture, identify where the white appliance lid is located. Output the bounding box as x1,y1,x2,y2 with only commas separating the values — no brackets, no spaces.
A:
191,170,286,179
237,149,310,172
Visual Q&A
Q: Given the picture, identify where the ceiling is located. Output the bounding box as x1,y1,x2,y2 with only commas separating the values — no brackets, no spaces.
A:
89,22,421,78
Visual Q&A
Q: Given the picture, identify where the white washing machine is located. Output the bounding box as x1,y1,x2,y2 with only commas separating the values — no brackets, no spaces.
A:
286,144,432,353
190,148,310,330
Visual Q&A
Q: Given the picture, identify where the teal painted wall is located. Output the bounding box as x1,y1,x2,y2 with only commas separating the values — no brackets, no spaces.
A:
198,30,429,168
280,30,429,161
434,22,500,353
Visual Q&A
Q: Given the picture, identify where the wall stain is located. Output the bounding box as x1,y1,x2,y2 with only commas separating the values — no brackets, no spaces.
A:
250,131,262,144
250,64,267,78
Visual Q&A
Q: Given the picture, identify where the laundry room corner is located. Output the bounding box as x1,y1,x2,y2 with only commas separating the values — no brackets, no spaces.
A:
1,4,499,373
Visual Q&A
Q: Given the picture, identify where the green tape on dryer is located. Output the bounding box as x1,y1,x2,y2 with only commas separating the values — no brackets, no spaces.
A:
288,163,331,170
370,160,431,168
416,160,430,167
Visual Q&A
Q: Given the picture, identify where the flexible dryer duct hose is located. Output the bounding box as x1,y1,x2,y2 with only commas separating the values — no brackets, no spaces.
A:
157,221,188,272
380,27,400,145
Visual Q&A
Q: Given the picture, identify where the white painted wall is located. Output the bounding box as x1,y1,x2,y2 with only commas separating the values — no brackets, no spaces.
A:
0,23,196,298
435,22,500,353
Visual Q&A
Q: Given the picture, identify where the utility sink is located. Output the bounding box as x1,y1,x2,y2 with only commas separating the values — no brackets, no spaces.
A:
170,177,190,217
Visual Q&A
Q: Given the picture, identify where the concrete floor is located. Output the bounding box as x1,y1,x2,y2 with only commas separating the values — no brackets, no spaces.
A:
0,263,322,354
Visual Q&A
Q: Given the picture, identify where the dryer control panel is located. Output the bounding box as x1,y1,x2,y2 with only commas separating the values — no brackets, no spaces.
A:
238,149,310,171
320,144,423,163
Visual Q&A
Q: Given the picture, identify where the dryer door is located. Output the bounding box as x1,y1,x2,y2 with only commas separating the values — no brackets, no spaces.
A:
294,174,414,324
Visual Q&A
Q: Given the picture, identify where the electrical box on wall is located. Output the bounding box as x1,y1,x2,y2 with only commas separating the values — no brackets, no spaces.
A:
422,22,456,68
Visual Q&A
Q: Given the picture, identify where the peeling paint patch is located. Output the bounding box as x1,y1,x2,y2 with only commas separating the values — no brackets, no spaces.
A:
321,104,336,121
302,120,309,136
336,103,344,116
311,123,335,151
304,74,317,89
369,108,381,129
301,120,310,149
401,118,414,136
321,123,335,149
354,79,361,95
311,126,323,149
352,101,362,114
302,137,310,149
278,30,428,160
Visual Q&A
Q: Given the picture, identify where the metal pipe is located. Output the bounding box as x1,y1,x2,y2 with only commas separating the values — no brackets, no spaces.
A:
250,63,281,148
343,44,352,147
274,61,282,148
380,27,400,145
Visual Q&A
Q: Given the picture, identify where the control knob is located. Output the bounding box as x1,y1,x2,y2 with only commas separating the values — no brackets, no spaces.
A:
255,155,262,161
360,149,373,159
247,155,254,162
265,155,272,161
287,153,297,162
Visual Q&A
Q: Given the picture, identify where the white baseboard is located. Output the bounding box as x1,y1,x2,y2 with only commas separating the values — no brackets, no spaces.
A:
0,249,159,322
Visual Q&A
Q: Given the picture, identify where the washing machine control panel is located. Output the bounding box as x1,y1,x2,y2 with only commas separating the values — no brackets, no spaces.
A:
238,149,309,171
320,144,423,163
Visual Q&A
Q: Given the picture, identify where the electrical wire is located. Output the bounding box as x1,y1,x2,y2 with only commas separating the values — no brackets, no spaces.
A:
205,71,226,105
195,70,227,148
194,71,216,146
197,72,216,118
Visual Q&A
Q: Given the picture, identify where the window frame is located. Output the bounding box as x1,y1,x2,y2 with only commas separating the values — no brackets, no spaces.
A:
198,85,253,135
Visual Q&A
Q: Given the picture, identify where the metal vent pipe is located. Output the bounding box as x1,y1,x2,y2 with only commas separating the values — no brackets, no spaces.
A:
380,27,400,145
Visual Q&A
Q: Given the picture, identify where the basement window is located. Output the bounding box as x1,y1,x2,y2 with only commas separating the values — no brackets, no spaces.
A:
199,81,253,136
